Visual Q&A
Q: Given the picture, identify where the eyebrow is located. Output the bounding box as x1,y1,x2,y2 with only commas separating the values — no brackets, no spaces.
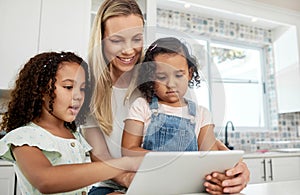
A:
156,69,185,74
61,79,75,83
110,32,143,39
133,33,143,37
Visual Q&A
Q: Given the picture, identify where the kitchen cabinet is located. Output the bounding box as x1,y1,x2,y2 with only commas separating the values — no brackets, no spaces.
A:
274,26,300,113
0,0,91,89
0,0,41,89
0,162,15,195
39,0,91,57
244,156,300,184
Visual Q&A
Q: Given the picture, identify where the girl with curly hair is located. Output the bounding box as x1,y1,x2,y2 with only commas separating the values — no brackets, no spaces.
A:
122,36,218,153
122,37,227,151
0,51,142,195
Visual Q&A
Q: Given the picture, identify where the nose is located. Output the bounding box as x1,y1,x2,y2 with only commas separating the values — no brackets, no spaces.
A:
121,41,135,55
166,75,176,88
73,87,84,101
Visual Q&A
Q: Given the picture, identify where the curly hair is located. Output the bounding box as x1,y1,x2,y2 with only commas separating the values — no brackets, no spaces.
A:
0,52,91,133
137,37,201,102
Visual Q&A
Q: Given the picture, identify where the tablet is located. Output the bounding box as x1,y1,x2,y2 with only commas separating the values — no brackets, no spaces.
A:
126,150,244,195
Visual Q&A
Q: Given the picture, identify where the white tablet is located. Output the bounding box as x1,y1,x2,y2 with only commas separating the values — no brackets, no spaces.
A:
126,150,244,195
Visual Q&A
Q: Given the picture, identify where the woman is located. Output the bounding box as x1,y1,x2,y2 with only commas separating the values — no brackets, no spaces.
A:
82,0,249,194
82,0,144,194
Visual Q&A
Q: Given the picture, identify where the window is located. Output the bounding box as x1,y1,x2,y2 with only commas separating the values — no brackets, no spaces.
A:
208,42,267,128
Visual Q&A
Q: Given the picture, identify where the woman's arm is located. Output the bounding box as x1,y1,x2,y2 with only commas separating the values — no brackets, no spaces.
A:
81,127,111,161
13,145,142,194
122,119,149,157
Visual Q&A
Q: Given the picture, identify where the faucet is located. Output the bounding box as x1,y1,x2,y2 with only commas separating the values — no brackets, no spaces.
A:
225,121,235,150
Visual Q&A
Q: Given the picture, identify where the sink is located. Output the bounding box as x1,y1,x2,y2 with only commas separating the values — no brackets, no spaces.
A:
272,148,300,153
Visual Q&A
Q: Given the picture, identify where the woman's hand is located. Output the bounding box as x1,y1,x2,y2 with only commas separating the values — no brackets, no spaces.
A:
204,161,250,194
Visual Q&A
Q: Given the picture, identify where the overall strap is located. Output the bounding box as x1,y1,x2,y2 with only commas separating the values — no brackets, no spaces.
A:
185,98,196,117
149,96,159,109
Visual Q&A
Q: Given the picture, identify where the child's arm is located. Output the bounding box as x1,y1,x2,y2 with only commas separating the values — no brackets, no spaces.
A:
197,124,219,151
82,126,136,188
122,119,149,156
12,145,142,194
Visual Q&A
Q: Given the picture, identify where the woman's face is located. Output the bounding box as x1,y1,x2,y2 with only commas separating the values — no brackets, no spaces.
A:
103,14,144,76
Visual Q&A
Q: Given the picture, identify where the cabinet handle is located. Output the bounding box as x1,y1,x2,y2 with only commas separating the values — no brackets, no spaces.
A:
261,159,266,181
268,159,273,181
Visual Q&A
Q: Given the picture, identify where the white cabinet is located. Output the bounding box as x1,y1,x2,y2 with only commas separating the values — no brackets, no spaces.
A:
244,156,300,184
0,0,41,89
0,165,15,195
274,26,300,113
0,0,91,89
271,156,300,181
39,0,91,58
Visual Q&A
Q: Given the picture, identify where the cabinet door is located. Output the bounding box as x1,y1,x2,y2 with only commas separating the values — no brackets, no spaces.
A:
0,166,15,195
243,158,266,184
0,0,41,89
274,27,300,113
271,156,300,182
39,0,91,59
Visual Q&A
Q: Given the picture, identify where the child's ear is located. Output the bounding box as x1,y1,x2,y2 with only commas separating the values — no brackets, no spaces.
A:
188,67,193,81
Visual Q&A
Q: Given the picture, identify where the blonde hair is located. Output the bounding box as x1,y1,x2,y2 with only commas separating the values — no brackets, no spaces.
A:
88,0,144,135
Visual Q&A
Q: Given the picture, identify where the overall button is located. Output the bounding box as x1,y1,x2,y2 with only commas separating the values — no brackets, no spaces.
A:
70,142,76,147
81,191,87,195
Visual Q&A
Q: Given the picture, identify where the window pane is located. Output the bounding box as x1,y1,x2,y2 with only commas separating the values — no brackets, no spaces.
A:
210,42,265,127
212,82,265,127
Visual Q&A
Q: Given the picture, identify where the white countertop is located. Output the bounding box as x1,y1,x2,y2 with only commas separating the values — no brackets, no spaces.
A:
240,180,300,195
243,151,300,159
183,180,300,195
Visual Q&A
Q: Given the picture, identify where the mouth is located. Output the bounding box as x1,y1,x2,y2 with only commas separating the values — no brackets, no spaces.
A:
166,91,179,95
69,105,80,115
117,56,136,64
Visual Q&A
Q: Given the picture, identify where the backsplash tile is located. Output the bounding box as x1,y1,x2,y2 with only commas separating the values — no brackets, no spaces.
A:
218,112,300,152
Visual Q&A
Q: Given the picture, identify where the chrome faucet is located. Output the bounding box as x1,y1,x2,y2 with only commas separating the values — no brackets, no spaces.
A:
225,121,235,150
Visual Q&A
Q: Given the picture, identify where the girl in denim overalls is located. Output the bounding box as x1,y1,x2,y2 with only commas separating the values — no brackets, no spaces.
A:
122,37,222,155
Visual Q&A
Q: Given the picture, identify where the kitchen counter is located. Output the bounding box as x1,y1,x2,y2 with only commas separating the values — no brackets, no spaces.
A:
183,180,300,195
243,150,300,159
240,180,300,195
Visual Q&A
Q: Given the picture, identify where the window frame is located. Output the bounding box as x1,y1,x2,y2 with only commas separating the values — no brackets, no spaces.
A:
207,39,270,131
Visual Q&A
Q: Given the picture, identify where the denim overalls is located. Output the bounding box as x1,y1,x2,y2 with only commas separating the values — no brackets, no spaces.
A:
143,97,198,151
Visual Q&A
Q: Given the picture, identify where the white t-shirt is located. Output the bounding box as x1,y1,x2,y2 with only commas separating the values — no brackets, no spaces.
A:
125,97,213,138
82,86,133,158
